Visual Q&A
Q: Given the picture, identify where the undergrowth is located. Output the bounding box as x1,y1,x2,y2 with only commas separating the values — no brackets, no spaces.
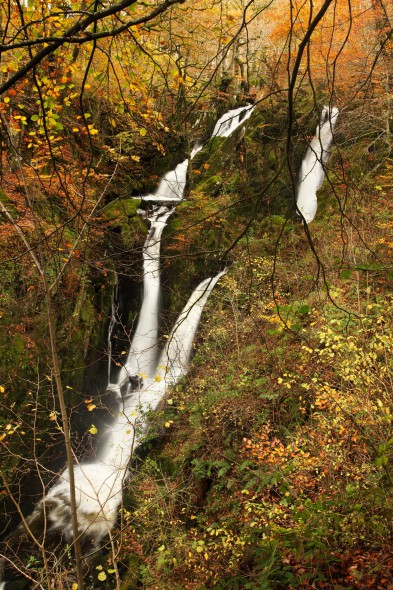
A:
113,156,393,589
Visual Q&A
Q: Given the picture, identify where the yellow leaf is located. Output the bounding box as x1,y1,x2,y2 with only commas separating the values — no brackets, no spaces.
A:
4,97,10,104
72,584,78,590
0,386,5,393
89,425,98,434
155,375,162,382
97,571,106,581
131,155,141,162
87,404,96,411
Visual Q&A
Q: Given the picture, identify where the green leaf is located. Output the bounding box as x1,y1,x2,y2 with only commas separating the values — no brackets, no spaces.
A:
376,455,388,467
31,114,39,121
298,305,309,315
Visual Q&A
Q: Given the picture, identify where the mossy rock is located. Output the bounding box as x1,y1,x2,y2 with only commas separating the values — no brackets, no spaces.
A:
101,198,140,222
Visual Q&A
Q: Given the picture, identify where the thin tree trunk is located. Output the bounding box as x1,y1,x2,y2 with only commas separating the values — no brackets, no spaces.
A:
41,267,85,590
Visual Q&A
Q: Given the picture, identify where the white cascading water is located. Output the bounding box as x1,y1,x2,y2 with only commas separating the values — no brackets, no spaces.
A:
142,159,189,203
99,270,227,471
212,104,255,138
296,106,339,223
113,206,174,385
34,270,226,546
1,105,254,561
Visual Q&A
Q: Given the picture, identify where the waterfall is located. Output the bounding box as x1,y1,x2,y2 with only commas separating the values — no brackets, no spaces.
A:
212,104,255,138
99,271,227,471
114,206,174,387
142,159,189,203
17,269,227,546
0,105,254,568
159,271,227,384
296,106,339,223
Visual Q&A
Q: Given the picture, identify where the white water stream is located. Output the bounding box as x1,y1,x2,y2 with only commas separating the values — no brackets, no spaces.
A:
1,105,254,561
296,106,339,223
212,104,255,138
142,159,189,203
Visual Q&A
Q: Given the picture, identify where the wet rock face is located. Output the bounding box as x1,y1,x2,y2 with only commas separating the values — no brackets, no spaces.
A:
129,374,144,391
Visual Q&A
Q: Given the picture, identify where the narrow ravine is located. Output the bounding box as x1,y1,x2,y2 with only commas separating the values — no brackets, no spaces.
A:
0,105,255,579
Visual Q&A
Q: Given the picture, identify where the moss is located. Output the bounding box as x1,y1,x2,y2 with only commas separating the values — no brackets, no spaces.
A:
102,197,140,221
197,174,222,196
0,332,25,370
